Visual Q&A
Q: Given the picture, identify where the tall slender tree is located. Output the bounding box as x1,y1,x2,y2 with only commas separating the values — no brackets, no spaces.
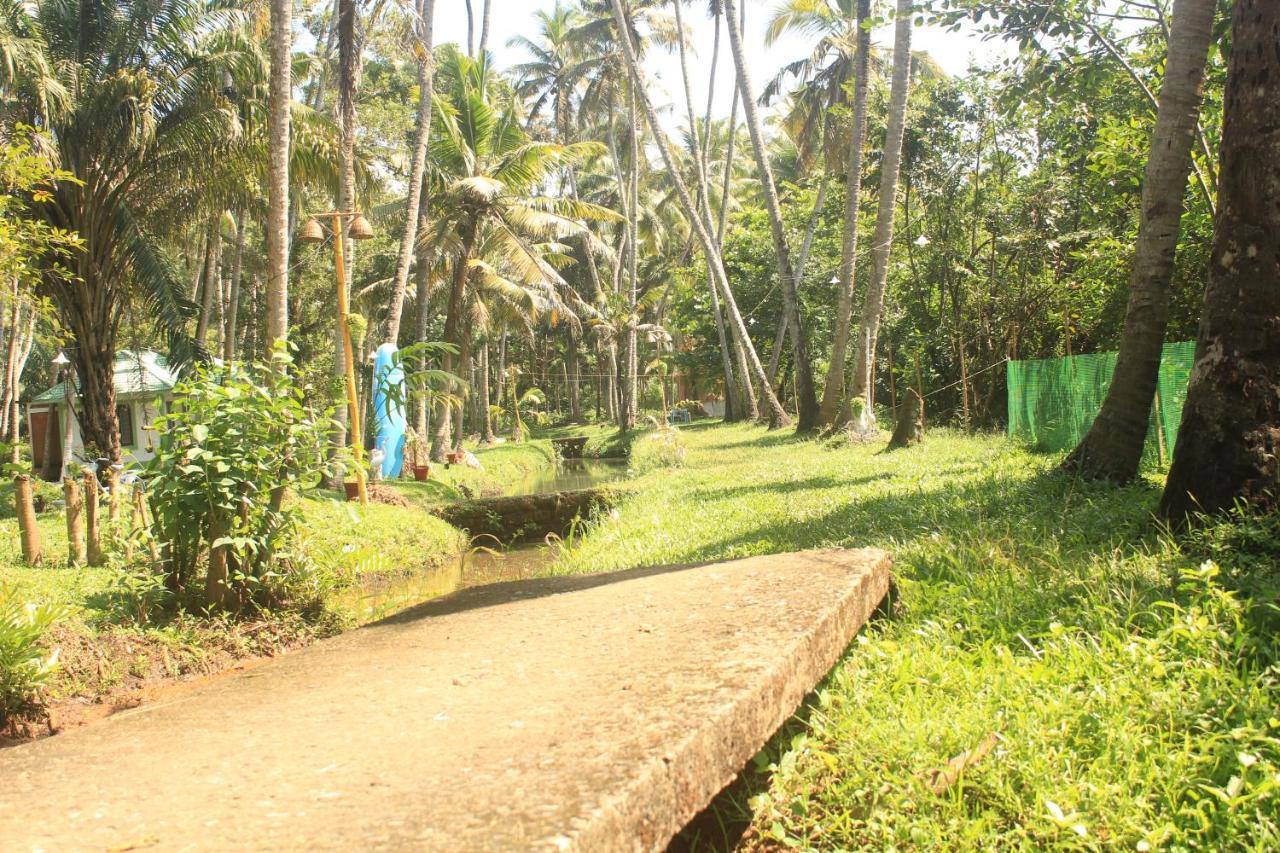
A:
818,0,871,427
1159,0,1279,523
382,0,437,344
607,0,790,427
1061,0,1216,481
849,0,914,409
722,0,819,431
265,0,292,357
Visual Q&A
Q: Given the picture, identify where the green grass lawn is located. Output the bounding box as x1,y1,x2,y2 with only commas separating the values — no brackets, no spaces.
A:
551,422,1280,849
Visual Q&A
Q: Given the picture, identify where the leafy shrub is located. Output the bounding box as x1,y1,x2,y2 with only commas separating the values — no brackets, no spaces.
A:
0,586,63,726
673,399,708,418
147,350,332,609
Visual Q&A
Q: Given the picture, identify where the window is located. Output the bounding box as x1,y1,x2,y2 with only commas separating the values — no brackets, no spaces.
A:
117,404,135,448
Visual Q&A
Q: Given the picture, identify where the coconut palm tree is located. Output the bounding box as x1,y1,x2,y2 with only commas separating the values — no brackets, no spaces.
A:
421,50,615,459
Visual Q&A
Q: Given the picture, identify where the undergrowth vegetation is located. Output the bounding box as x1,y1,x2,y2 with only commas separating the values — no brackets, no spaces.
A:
553,423,1280,849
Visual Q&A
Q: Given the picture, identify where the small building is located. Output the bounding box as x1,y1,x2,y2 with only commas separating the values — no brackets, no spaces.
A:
28,350,178,478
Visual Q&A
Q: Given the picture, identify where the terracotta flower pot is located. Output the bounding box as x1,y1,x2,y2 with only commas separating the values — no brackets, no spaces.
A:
413,465,430,482
446,451,464,465
343,481,360,501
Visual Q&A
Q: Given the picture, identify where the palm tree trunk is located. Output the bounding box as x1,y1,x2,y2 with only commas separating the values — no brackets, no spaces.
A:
465,0,475,56
413,215,431,434
679,0,738,421
771,176,829,388
819,0,871,427
722,0,818,432
1160,0,1279,522
714,76,759,422
224,210,245,361
480,341,496,442
609,0,788,427
849,0,913,410
332,0,361,461
195,219,220,347
623,82,640,430
382,0,436,345
1063,0,1216,482
432,233,474,461
265,0,292,357
477,0,491,56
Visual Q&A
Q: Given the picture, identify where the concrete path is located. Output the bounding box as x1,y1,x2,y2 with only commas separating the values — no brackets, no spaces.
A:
1,548,891,851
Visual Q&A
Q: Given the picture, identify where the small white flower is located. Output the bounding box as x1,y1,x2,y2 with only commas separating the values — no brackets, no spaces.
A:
1238,752,1258,768
1072,823,1088,838
1045,800,1065,822
1136,841,1151,852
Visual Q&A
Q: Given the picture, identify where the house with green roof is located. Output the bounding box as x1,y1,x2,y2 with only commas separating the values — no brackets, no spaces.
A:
28,350,178,478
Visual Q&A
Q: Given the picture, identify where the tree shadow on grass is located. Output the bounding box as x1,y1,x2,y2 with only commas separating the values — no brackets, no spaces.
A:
692,472,892,502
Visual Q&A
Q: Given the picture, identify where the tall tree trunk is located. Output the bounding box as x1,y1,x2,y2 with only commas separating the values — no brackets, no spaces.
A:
432,235,474,461
722,0,819,432
477,0,491,56
1160,0,1280,523
680,0,738,421
770,176,829,388
715,76,759,422
622,82,640,431
382,0,436,344
1062,0,1215,481
265,0,292,358
72,304,121,464
465,0,475,56
609,0,788,427
480,341,496,442
331,0,361,464
195,219,221,347
849,0,913,411
414,215,431,434
567,330,582,421
224,210,245,362
819,0,871,427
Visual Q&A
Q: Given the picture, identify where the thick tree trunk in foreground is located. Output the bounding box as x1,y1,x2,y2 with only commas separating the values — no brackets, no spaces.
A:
850,0,913,410
64,477,85,566
264,0,292,356
1160,0,1280,523
887,388,924,451
383,0,436,344
723,0,818,432
819,0,871,428
1062,0,1215,481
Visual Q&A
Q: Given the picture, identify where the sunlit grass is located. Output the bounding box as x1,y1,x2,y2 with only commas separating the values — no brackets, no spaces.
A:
553,423,1280,849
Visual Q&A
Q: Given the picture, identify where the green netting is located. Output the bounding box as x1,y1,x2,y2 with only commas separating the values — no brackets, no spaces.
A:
1007,341,1195,465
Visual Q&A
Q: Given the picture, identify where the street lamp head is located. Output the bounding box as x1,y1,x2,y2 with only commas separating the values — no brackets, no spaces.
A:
298,217,326,244
52,351,70,366
348,213,375,241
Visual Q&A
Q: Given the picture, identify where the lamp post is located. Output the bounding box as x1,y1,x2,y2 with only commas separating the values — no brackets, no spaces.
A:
299,211,375,506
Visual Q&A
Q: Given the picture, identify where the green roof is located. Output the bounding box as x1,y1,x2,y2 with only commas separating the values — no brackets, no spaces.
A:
31,350,178,405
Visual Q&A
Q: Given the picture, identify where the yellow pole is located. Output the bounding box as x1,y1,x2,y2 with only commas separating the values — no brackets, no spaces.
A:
332,213,368,506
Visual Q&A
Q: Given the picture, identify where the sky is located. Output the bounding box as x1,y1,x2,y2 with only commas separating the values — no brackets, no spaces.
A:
426,1,1013,125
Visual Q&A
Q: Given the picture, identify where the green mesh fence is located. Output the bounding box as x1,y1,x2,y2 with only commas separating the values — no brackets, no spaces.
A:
1007,341,1195,464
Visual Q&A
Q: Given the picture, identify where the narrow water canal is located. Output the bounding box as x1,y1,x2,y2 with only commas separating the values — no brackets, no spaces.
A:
339,457,629,624
501,457,630,496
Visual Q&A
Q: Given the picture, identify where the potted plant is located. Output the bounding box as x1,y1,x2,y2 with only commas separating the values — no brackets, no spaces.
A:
405,427,431,481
